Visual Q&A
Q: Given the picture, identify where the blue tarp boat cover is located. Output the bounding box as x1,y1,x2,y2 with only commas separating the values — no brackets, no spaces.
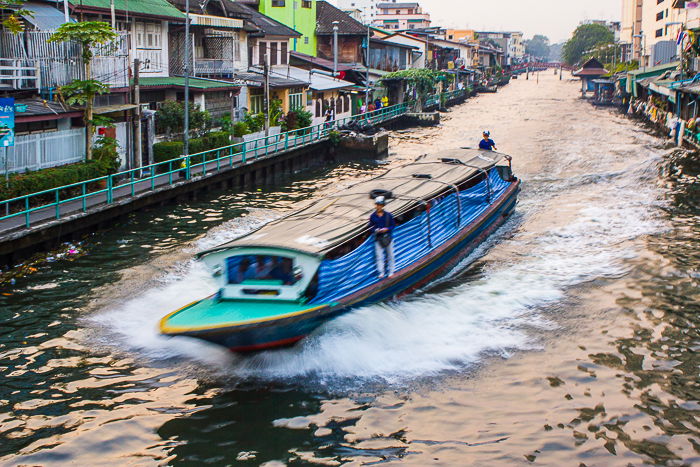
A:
310,169,511,304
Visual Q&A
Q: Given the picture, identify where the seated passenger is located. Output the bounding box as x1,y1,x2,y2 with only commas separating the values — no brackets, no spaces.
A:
232,258,254,284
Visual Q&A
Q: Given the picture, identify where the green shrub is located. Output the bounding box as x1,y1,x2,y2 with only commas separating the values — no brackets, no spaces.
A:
0,161,108,202
154,132,232,167
153,141,184,163
93,136,120,174
233,120,249,137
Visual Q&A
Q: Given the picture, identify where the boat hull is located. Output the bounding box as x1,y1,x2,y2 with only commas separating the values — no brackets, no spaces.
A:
163,179,521,352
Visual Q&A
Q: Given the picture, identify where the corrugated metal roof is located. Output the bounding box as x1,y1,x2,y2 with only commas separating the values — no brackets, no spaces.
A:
190,14,243,29
138,77,240,89
21,2,70,30
69,0,185,19
316,0,367,36
272,65,353,91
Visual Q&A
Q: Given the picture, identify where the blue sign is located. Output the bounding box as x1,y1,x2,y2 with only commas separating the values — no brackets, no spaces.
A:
0,97,15,147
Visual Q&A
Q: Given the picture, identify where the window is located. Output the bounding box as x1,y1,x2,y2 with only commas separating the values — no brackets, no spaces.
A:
655,28,663,37
234,32,241,61
259,41,266,65
226,255,301,286
250,91,264,114
304,36,309,44
302,0,312,8
272,0,285,6
270,42,278,65
289,89,303,110
281,41,288,64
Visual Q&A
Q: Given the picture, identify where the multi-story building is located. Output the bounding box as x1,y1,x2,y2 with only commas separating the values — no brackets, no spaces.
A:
621,0,686,66
373,1,431,31
249,0,318,56
446,29,476,42
621,0,643,61
334,0,378,24
477,31,513,66
509,32,524,62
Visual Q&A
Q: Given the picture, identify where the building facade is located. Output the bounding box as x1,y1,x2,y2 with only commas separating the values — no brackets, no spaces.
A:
256,0,318,56
373,1,431,31
333,0,378,23
621,0,687,65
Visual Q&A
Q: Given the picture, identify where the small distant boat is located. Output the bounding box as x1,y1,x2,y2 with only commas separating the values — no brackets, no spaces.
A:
160,149,521,352
476,80,498,93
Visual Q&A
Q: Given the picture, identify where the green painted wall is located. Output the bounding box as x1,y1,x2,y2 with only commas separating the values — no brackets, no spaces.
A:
258,0,317,56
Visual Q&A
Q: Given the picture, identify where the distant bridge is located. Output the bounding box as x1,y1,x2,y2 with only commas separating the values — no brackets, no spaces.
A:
511,62,574,72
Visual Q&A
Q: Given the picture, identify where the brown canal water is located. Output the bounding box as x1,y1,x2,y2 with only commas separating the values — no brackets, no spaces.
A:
1,72,699,466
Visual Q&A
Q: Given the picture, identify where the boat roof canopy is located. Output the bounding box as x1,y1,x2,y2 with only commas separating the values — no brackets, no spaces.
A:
198,148,506,258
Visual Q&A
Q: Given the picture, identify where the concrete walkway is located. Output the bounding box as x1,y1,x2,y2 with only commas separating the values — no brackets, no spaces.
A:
0,137,314,237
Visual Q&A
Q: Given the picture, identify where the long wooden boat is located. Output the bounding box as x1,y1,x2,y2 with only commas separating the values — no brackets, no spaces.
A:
160,149,521,352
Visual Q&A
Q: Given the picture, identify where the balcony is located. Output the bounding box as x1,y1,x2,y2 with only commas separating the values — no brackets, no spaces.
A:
194,58,235,76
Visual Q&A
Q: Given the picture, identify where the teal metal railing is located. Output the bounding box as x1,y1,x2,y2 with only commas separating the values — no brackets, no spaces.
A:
0,102,411,230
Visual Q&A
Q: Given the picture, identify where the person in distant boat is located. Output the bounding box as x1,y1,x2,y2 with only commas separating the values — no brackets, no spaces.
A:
479,130,497,151
369,196,396,279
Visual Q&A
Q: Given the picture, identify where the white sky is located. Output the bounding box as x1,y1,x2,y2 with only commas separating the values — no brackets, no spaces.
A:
420,0,621,43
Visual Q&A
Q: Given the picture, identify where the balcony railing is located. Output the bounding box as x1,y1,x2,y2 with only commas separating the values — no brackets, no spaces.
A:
194,59,236,76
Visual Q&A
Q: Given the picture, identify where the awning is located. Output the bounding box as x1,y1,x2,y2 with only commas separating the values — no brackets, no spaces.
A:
232,71,308,89
626,61,680,96
94,104,138,114
271,66,354,91
190,14,243,29
21,2,70,30
137,76,241,91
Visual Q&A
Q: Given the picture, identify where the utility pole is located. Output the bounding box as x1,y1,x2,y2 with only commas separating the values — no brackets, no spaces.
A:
134,58,142,169
62,0,69,22
365,24,370,110
184,0,190,155
332,21,339,78
110,0,116,30
264,53,270,136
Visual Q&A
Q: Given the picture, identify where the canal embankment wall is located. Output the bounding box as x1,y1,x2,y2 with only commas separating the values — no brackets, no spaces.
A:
0,109,446,267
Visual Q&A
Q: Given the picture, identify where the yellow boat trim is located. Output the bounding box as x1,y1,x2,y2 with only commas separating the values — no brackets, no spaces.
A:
159,299,329,334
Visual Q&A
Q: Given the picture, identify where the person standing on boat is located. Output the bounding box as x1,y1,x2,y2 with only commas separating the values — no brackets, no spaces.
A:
479,130,498,151
370,196,396,279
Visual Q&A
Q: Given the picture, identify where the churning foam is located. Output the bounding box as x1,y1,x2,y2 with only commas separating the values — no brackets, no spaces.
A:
90,151,666,383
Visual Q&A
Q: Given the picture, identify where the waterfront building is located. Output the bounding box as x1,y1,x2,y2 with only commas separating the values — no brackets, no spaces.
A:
621,0,686,66
333,0,378,23
251,0,318,56
477,31,513,66
373,1,431,31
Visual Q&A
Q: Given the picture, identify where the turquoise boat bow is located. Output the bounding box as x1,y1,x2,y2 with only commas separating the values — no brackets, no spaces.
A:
160,148,521,352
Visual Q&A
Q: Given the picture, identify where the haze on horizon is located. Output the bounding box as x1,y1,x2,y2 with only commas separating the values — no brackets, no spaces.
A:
420,0,621,43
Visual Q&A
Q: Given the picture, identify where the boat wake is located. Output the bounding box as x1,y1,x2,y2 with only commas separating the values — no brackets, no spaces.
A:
89,154,666,385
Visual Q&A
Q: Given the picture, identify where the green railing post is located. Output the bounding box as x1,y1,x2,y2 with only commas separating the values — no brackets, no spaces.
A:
285,132,289,150
55,190,60,219
168,162,173,185
130,170,135,196
264,137,268,158
107,175,113,204
82,183,87,212
186,156,191,180
25,197,30,228
151,166,156,189
229,145,234,167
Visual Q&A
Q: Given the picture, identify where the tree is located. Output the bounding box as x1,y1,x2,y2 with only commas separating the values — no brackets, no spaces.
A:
49,22,118,160
562,23,614,66
380,68,441,111
1,0,31,34
524,35,550,60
